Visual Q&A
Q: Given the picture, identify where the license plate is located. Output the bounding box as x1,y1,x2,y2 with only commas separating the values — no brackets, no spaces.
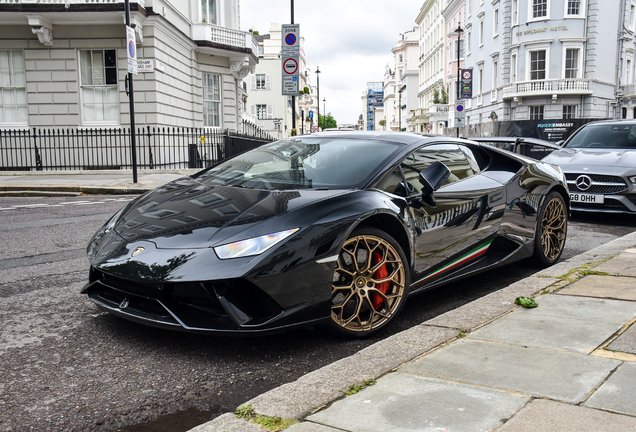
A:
570,193,604,204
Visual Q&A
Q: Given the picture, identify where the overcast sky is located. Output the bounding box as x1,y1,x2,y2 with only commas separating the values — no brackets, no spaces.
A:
239,0,424,126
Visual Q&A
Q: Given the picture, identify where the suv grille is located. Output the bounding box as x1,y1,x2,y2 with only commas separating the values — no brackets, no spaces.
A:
565,173,627,194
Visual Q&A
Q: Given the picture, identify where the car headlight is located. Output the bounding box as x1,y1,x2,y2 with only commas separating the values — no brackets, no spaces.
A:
629,175,636,184
214,228,300,259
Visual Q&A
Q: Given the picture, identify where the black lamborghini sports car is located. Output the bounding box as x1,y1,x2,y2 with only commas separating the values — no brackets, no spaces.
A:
83,131,569,337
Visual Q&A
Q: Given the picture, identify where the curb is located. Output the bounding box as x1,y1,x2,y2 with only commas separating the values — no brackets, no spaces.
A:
190,230,636,432
0,185,152,195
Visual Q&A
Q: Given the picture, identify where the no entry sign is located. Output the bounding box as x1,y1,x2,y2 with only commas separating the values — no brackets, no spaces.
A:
283,57,299,75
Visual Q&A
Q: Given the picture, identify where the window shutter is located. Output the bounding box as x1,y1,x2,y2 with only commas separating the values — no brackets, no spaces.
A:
267,104,273,119
265,74,271,90
251,74,256,90
251,104,256,116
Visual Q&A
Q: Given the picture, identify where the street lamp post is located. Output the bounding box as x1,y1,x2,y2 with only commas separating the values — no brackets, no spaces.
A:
323,97,326,129
315,66,320,132
456,23,464,138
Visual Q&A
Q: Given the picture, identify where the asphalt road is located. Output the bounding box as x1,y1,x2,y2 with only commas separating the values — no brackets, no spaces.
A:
1,195,635,432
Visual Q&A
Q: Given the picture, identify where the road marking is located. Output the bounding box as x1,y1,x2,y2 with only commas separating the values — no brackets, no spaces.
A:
0,197,132,211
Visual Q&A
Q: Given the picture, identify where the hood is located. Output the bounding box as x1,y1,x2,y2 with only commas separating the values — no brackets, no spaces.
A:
112,177,351,249
543,148,636,170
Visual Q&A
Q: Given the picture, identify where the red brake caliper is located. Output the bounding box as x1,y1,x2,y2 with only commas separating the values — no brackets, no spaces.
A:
372,251,389,310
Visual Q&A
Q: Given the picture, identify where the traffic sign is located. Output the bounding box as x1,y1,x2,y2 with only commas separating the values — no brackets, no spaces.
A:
282,24,300,56
462,70,472,80
282,75,298,95
425,123,433,132
308,110,314,119
126,25,137,75
456,103,464,112
283,57,299,75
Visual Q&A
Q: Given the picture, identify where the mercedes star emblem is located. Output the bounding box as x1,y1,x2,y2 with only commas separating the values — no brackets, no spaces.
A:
575,175,592,191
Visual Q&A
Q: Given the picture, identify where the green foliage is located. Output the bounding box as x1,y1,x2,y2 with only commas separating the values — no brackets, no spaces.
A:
432,88,441,104
440,87,448,104
342,379,377,396
235,405,298,431
379,119,386,126
303,86,310,95
319,113,337,129
252,30,260,35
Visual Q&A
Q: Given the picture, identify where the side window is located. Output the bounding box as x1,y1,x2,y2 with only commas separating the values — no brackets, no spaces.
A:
401,144,480,195
376,167,409,197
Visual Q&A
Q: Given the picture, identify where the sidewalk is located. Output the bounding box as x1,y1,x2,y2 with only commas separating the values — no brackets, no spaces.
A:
193,232,636,432
0,169,197,196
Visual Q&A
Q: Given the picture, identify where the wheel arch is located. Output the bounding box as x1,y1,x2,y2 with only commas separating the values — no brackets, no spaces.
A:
355,213,412,266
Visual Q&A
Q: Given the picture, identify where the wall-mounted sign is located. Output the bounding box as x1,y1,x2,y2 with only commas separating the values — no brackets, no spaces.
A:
137,59,154,72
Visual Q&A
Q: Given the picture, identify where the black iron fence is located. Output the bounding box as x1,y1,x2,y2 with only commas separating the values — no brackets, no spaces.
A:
0,120,274,171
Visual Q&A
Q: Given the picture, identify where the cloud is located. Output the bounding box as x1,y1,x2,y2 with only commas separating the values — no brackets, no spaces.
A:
240,0,423,125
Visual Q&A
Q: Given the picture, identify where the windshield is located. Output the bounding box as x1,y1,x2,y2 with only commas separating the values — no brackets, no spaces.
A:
565,124,636,149
193,137,402,190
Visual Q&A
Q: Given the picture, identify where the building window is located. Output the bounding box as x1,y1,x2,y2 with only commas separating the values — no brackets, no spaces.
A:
564,48,579,78
399,54,403,63
79,50,119,123
479,18,484,46
493,8,499,37
493,59,498,88
511,53,517,82
566,0,581,15
530,106,544,120
513,0,519,24
631,4,636,31
201,0,216,24
530,50,546,80
258,45,263,56
563,105,576,119
532,0,548,19
256,74,266,89
467,30,472,54
0,50,27,125
479,65,484,93
203,73,221,127
256,104,267,120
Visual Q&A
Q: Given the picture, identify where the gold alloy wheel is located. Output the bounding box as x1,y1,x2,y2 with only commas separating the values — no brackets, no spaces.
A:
541,197,567,262
331,234,406,333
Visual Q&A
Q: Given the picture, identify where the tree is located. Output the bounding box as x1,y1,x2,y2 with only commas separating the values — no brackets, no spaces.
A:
319,113,337,130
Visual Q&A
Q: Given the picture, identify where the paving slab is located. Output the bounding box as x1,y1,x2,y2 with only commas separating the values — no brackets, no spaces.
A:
469,312,625,354
593,248,636,276
425,276,558,331
306,373,528,432
558,275,636,301
400,339,620,403
495,399,636,432
515,294,636,323
246,325,458,419
585,362,636,416
286,423,344,432
607,323,636,355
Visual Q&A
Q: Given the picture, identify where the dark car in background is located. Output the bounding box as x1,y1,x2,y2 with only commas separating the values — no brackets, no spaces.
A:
470,137,560,161
83,131,569,337
543,120,636,214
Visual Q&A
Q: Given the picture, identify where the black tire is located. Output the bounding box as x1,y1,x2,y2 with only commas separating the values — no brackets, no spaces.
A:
329,226,410,337
532,191,568,267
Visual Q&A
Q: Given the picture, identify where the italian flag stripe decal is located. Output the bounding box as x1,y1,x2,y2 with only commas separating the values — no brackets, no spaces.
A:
412,239,494,286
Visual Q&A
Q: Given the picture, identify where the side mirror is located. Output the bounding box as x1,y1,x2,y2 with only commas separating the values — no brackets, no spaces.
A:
413,161,451,208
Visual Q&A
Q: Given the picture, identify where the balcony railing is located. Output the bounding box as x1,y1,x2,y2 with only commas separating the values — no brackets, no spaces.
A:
0,0,145,7
621,84,636,97
503,78,592,99
428,104,449,114
192,24,258,55
477,94,483,106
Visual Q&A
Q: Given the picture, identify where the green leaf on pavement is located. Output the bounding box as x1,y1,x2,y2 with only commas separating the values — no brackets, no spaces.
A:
515,297,538,308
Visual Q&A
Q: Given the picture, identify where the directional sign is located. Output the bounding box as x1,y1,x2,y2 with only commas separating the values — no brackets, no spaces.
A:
308,110,314,119
282,24,300,56
283,57,299,75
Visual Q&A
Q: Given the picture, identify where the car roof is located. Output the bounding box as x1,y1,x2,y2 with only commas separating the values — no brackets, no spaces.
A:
300,130,438,146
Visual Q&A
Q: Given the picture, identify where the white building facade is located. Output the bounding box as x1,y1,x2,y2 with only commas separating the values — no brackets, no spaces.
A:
463,0,634,137
0,0,258,131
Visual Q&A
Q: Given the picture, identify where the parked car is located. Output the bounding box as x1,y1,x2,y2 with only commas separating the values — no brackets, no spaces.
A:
542,120,636,214
83,131,569,337
469,137,560,160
